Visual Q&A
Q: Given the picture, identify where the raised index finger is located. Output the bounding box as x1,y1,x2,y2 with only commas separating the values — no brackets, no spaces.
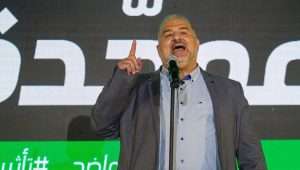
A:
129,40,136,58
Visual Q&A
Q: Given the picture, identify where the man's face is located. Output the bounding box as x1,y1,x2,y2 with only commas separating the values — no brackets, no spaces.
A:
157,17,199,72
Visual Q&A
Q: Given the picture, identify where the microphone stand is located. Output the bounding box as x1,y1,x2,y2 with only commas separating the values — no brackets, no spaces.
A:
169,78,181,170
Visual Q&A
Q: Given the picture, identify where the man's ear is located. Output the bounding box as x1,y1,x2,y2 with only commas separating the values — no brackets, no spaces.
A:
156,44,161,56
156,44,166,66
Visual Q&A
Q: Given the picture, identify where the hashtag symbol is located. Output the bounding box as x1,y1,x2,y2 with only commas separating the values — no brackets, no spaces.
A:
33,156,49,170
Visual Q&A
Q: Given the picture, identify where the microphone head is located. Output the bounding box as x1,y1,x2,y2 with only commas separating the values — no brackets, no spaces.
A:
168,55,177,62
168,55,179,76
167,55,177,68
167,55,180,87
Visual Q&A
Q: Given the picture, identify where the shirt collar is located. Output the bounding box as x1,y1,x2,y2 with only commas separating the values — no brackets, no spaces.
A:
160,65,201,82
188,65,200,82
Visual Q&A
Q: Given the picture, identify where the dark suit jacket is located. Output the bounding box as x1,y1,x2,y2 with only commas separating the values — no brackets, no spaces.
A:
91,67,266,170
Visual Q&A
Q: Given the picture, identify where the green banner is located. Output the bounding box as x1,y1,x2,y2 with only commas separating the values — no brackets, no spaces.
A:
261,140,300,170
1,140,300,170
0,141,119,170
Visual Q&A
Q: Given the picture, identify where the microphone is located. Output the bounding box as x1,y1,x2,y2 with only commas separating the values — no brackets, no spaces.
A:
168,55,180,88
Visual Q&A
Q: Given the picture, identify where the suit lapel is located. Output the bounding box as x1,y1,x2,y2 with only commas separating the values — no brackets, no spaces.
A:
149,70,161,167
201,68,225,170
150,71,160,139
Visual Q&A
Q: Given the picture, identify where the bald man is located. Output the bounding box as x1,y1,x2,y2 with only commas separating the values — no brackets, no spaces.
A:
91,15,266,170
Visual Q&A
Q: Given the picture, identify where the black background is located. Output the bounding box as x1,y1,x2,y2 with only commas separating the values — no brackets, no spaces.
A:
0,0,300,140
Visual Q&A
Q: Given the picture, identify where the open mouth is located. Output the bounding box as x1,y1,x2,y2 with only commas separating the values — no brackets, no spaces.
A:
173,43,186,50
172,43,186,54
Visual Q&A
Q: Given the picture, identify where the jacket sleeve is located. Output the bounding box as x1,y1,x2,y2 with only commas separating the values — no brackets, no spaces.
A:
235,83,267,170
91,67,137,139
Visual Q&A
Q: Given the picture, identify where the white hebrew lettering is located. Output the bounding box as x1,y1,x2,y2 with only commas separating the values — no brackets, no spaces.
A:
122,0,163,16
0,8,18,34
106,40,161,70
245,41,300,105
0,39,21,102
0,39,298,105
19,40,102,105
199,40,250,86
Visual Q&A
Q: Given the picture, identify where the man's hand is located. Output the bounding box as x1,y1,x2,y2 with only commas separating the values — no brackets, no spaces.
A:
117,40,143,75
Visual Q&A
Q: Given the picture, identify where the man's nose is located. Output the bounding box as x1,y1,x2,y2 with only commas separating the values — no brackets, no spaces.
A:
172,32,181,41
